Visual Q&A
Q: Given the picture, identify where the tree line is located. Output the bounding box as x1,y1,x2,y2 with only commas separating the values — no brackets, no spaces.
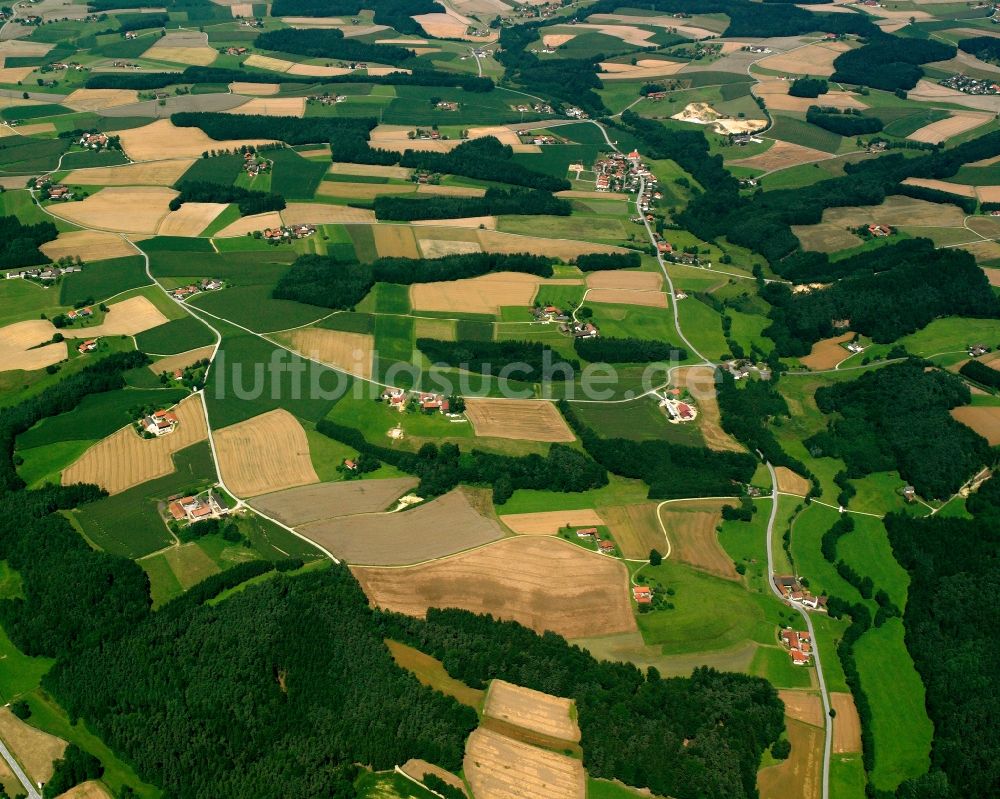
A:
806,106,883,136
171,111,376,147
372,187,570,221
575,251,641,271
416,338,579,382
0,214,59,269
574,336,687,363
959,359,1000,389
255,28,416,67
170,180,285,216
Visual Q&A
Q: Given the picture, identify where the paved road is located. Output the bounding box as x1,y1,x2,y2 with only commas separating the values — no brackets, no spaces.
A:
764,460,832,799
0,736,41,799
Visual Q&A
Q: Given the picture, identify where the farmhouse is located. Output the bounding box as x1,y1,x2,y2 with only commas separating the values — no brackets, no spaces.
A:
632,585,652,604
79,132,109,149
66,307,92,321
867,223,892,238
661,397,698,423
167,491,227,523
576,527,598,539
968,343,991,357
143,409,179,437
780,627,813,665
435,100,459,111
262,224,315,241
598,540,616,554
532,304,569,322
77,339,97,354
225,46,248,56
563,321,599,339
46,184,72,201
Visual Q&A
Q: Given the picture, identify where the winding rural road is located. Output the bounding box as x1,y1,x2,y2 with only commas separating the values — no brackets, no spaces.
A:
0,736,41,799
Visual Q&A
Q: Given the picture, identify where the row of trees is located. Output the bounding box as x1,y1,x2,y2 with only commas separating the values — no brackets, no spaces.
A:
575,251,642,271
959,359,1000,389
574,336,686,363
373,187,570,221
416,338,579,381
171,111,376,147
170,180,285,216
896,182,977,214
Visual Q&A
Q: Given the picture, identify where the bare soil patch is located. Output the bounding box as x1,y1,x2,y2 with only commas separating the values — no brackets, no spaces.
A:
214,408,319,497
500,508,605,535
908,111,991,144
484,680,580,742
587,288,667,307
597,503,663,560
951,405,1000,444
478,230,627,258
40,230,136,262
278,327,373,379
464,727,585,799
352,535,636,636
63,88,138,111
831,692,862,753
373,224,420,258
757,41,851,76
157,202,227,236
251,476,419,527
62,394,207,494
465,398,575,442
286,62,360,77
0,319,64,372
149,345,215,373
779,690,824,727
64,159,194,186
213,211,283,237
117,119,276,161
228,97,306,117
730,140,828,173
800,333,853,370
775,466,810,495
64,295,168,338
48,186,177,234
674,365,745,452
660,498,737,579
0,708,66,786
308,488,504,565
281,203,375,224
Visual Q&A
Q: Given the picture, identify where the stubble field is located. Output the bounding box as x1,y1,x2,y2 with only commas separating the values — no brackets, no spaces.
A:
250,477,419,527
464,398,575,442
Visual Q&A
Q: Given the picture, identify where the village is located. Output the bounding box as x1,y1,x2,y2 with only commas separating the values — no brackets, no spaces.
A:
256,223,316,242
940,73,1000,95
380,387,455,415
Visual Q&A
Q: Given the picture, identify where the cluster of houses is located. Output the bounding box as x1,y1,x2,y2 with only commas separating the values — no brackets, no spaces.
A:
44,61,84,72
223,46,248,56
844,339,865,354
560,320,600,339
531,304,570,323
576,527,617,555
78,131,112,150
435,100,460,111
411,170,441,185
503,1,563,20
167,491,228,524
381,387,453,414
239,18,264,28
243,149,270,178
511,101,554,114
67,306,92,322
141,409,179,437
774,575,827,611
31,177,74,201
594,149,653,195
110,60,141,70
865,223,893,238
260,224,316,241
409,127,444,141
732,133,764,147
170,278,224,301
564,106,588,119
309,94,347,106
725,359,773,381
5,263,80,281
657,388,698,423
941,73,1000,96
968,343,992,357
515,129,564,145
742,44,772,55
780,627,813,666
77,338,98,355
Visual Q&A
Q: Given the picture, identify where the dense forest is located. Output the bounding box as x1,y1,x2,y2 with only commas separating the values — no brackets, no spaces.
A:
373,187,570,221
959,359,1000,389
806,106,883,136
789,77,828,98
171,111,377,147
831,36,954,92
958,35,1000,63
558,399,757,499
807,360,990,499
416,338,579,382
574,336,686,363
575,251,642,271
0,214,59,269
255,29,416,67
170,180,286,216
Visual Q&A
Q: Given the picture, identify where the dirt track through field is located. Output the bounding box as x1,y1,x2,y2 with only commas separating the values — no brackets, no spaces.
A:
499,508,605,535
48,187,178,234
484,680,581,742
0,319,65,371
62,395,207,494
214,409,318,497
251,477,419,526
278,327,374,379
660,498,737,579
464,727,585,799
465,398,575,442
353,536,636,637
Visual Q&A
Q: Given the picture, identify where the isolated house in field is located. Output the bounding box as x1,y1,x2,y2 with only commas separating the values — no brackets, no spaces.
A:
343,459,358,471
632,586,652,604
66,307,92,320
867,223,892,238
77,339,97,354
576,527,598,539
144,409,178,436
598,540,616,554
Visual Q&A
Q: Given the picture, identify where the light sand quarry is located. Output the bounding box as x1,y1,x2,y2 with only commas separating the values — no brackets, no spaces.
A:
281,203,375,225
352,536,637,636
597,503,663,560
214,409,318,497
500,508,605,535
157,202,228,236
0,319,65,372
149,345,215,374
62,395,207,494
64,295,168,338
228,97,306,117
278,327,374,379
116,119,276,161
753,80,866,112
464,727,585,799
64,159,195,187
478,230,626,258
63,88,139,111
757,40,853,77
674,365,745,452
758,718,821,799
250,477,419,527
775,466,810,496
464,398,575,442
40,230,137,262
831,693,862,753
47,186,178,234
229,81,280,95
484,680,580,742
908,111,992,144
306,488,504,565
410,272,579,316
800,333,854,370
374,224,421,258
659,498,737,579
213,211,283,237
0,708,66,786
951,405,1000,445
779,690,825,728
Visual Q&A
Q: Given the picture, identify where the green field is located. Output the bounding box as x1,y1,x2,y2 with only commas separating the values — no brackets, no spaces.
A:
136,315,216,355
269,148,329,199
0,277,64,327
749,644,813,689
189,285,328,333
374,283,412,314
374,313,415,382
319,311,376,334
59,256,150,306
768,115,844,154
175,154,244,186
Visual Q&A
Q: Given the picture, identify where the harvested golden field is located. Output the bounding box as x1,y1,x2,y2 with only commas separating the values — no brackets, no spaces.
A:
316,181,413,199
951,405,1000,444
157,202,228,236
52,780,113,799
48,186,178,234
791,222,864,254
214,409,319,497
478,230,626,258
63,88,138,111
329,162,411,179
278,327,373,379
484,680,580,742
601,58,689,80
10,122,55,136
831,693,862,753
251,477,419,527
0,319,65,372
800,333,854,370
589,12,716,37
286,62,358,76
65,295,168,338
229,81,280,95
413,11,495,41
117,119,276,161
543,33,575,47
757,41,852,76
150,345,215,374
567,22,656,47
228,97,306,117
986,267,1000,286
353,536,637,636
465,125,521,146
775,466,810,495
465,727,585,799
779,690,825,727
908,111,992,144
961,240,1000,263
64,158,194,186
464,398,575,442
660,498,737,579
416,183,486,197
213,211,283,237
370,125,461,153
674,365,745,452
557,189,630,201
144,32,217,66
413,216,496,229
587,288,667,307
400,760,467,796
753,80,865,113
243,53,295,72
309,488,504,565
824,195,966,228
499,508,605,535
758,718,822,799
0,66,35,83
373,224,420,258
40,230,136,262
418,238,482,258
0,708,66,786
597,503,662,560
411,272,553,315
585,270,661,291
62,395,208,494
730,140,828,173
281,202,375,224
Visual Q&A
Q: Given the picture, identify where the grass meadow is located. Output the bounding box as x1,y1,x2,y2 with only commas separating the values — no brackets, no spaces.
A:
59,256,149,306
136,315,216,355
